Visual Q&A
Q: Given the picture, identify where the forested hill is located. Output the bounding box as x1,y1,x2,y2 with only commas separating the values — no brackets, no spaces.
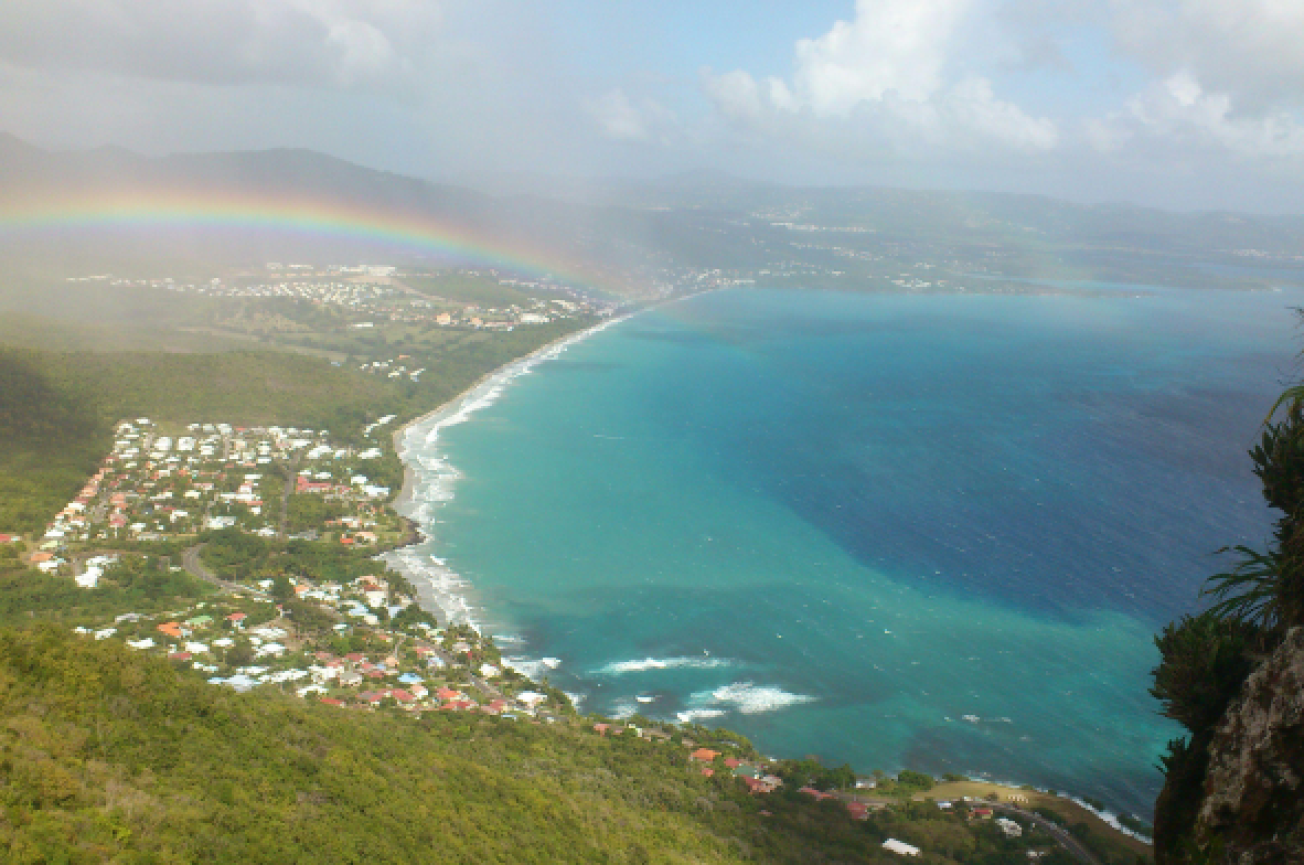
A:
0,626,936,864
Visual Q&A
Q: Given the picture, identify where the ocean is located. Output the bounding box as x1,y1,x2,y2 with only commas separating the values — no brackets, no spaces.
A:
388,285,1300,819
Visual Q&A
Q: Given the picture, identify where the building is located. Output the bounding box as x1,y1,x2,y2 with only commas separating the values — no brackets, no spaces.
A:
882,838,921,857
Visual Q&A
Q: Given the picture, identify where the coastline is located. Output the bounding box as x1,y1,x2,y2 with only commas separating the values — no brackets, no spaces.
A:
387,312,630,516
381,309,640,630
371,284,1183,831
387,286,727,512
381,287,726,631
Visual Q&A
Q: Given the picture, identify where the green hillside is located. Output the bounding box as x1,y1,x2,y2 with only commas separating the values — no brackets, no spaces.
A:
0,626,1110,864
0,313,583,537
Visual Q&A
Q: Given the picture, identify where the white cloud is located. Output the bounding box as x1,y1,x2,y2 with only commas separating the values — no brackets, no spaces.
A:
0,0,443,89
940,77,1060,151
1110,72,1304,160
701,0,1057,155
584,89,678,143
1076,4,1304,174
1111,1,1304,108
789,0,972,113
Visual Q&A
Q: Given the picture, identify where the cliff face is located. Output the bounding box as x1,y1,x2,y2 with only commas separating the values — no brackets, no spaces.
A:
1190,628,1304,864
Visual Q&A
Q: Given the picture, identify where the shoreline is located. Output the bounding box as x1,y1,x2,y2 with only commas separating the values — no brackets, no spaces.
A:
380,306,655,630
387,285,729,509
387,315,619,516
374,287,1158,834
384,318,623,628
381,288,727,631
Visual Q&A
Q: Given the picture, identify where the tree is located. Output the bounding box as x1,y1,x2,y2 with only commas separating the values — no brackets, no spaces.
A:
271,576,294,603
1152,372,1304,862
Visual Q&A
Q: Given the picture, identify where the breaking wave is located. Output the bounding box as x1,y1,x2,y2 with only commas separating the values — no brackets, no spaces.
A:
685,682,815,716
595,656,733,675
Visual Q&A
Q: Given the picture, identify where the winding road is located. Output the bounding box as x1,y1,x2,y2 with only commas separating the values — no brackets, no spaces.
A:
181,544,271,599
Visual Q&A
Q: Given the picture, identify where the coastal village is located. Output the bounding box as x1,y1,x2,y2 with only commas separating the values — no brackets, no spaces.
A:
20,411,571,714
72,264,622,332
33,416,399,552
6,410,1110,861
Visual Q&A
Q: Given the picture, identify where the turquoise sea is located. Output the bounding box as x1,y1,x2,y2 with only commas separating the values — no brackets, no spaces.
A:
390,286,1300,819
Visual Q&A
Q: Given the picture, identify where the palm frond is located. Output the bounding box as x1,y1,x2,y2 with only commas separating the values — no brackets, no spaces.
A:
1265,385,1304,424
1202,546,1281,628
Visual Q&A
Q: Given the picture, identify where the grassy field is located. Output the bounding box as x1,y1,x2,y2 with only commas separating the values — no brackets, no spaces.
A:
401,271,542,307
915,781,1152,857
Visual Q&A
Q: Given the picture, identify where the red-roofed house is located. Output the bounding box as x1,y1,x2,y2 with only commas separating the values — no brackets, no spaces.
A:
700,768,715,777
724,757,742,770
799,787,835,801
690,748,720,763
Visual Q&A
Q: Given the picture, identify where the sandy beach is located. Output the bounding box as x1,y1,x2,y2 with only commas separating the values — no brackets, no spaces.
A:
380,288,724,632
387,286,725,519
380,311,639,629
388,312,631,518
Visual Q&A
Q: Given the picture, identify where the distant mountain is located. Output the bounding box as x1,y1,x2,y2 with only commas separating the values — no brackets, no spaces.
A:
3,132,1304,281
0,135,574,276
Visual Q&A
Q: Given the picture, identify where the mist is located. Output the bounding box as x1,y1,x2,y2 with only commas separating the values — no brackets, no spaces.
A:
1,1,1302,212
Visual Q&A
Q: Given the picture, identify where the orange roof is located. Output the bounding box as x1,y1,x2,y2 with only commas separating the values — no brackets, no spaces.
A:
29,551,55,563
690,748,721,763
157,622,183,637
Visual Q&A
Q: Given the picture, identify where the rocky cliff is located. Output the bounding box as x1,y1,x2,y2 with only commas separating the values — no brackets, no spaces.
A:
1178,628,1304,863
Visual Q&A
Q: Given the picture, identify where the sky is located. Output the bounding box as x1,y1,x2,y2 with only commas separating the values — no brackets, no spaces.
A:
2,0,1303,212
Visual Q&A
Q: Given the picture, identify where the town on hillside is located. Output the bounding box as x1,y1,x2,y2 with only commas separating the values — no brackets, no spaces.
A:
9,413,564,720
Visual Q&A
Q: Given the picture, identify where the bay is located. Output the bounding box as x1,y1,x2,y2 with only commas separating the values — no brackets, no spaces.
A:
393,286,1298,818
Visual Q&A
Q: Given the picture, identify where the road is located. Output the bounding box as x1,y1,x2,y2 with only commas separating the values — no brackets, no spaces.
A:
277,452,301,539
181,544,271,599
992,802,1101,865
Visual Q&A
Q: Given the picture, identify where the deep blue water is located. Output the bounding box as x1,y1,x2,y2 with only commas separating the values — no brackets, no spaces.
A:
395,287,1298,818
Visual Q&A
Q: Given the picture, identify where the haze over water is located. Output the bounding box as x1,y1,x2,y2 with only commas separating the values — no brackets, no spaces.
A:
395,285,1298,818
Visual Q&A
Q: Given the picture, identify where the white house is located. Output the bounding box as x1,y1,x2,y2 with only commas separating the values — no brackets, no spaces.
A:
882,839,921,857
995,817,1023,838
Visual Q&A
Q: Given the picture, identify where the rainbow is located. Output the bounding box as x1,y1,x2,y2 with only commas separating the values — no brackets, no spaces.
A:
0,190,613,290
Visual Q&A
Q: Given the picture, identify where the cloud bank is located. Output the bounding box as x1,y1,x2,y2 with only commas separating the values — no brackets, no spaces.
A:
701,0,1058,156
0,0,1302,209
